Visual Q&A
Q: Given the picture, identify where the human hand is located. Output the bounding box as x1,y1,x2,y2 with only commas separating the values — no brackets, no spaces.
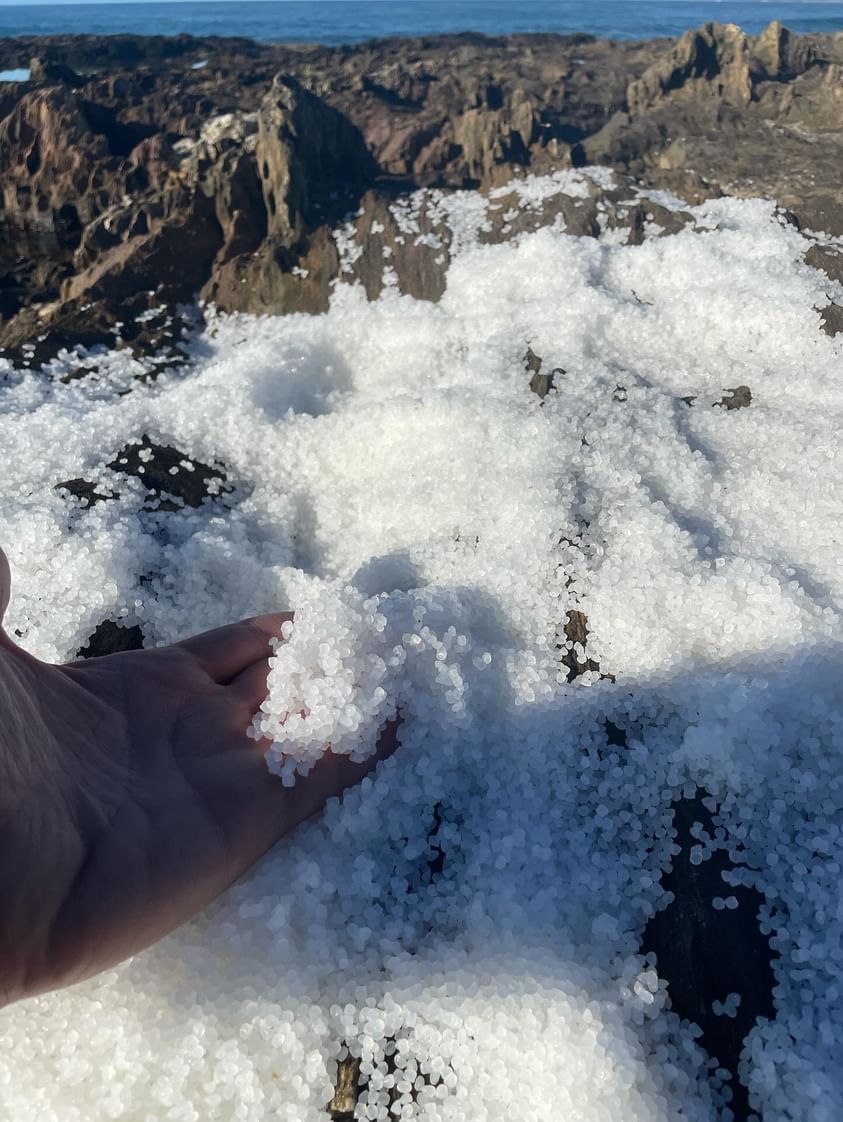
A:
0,548,398,1003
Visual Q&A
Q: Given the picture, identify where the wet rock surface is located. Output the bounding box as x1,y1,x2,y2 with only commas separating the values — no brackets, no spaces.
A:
0,21,842,361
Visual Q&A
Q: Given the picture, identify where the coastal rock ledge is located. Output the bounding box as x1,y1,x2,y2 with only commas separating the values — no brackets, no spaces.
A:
0,20,842,361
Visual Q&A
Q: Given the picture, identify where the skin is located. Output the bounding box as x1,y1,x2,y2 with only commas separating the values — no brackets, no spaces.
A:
0,546,398,1006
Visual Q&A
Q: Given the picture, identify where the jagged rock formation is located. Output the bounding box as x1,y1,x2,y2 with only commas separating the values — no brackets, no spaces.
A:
0,21,841,362
0,74,377,359
583,21,843,214
752,18,819,79
627,21,752,113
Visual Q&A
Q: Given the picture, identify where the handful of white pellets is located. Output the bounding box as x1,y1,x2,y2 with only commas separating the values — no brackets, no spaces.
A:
249,580,399,784
249,578,487,784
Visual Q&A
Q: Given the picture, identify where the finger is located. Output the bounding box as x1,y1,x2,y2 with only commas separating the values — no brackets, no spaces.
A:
199,716,402,875
227,656,273,715
282,717,402,829
174,612,293,684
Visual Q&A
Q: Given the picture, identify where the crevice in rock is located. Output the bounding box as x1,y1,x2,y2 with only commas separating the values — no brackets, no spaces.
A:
328,1052,361,1120
426,801,447,881
557,608,602,681
80,100,157,156
603,718,628,748
642,789,777,1122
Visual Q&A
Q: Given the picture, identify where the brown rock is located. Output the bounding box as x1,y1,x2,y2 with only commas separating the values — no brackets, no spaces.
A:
523,346,563,400
751,19,817,80
820,304,843,337
2,24,843,360
793,197,843,239
627,22,752,114
0,86,112,258
255,75,377,243
558,609,601,681
716,386,752,411
329,1056,361,1118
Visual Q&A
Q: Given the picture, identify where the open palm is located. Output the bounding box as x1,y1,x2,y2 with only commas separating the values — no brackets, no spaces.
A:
0,548,397,1004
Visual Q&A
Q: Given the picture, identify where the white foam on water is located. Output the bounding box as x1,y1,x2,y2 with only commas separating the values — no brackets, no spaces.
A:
1,172,842,1120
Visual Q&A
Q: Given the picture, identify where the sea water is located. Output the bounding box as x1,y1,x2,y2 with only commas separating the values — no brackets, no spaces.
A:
0,0,841,45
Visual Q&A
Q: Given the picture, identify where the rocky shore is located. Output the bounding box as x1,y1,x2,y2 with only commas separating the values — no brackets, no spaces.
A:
1,24,842,1122
0,20,841,368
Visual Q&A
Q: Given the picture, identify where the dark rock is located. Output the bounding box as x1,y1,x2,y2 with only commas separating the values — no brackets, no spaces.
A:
0,293,194,370
484,183,603,241
325,171,697,312
107,436,231,510
54,477,116,508
0,85,114,265
0,33,258,76
820,304,843,337
524,346,542,375
529,370,556,401
362,190,450,302
603,719,628,747
203,77,376,314
29,57,85,88
642,791,776,1122
256,75,378,241
806,242,843,285
716,385,752,411
792,198,843,239
585,24,843,226
530,370,555,400
77,620,144,659
64,195,223,307
558,609,601,681
524,345,560,400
